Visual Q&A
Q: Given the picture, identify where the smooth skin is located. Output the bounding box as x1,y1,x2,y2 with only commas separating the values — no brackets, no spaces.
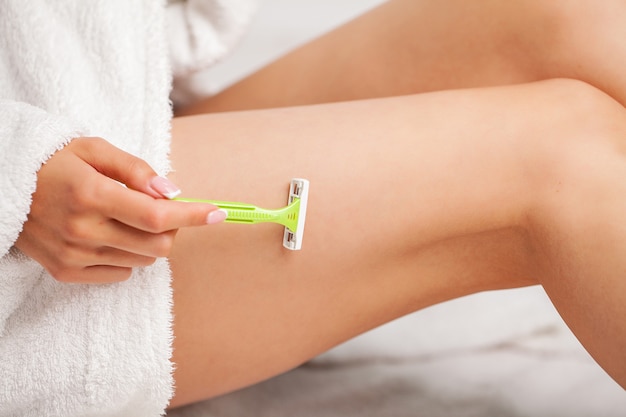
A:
170,0,626,407
168,80,626,407
179,0,626,114
14,0,626,411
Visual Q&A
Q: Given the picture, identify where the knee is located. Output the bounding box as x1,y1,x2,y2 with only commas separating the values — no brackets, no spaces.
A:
525,78,626,239
543,78,626,152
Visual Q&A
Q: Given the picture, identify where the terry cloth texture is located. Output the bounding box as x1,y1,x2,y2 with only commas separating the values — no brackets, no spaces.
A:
0,1,257,416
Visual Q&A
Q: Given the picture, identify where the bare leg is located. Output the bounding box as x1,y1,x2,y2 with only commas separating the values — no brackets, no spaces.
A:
178,0,626,115
167,80,626,407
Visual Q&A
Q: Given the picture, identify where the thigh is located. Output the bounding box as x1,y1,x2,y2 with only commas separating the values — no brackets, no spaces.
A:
179,0,546,113
179,0,626,115
166,81,592,407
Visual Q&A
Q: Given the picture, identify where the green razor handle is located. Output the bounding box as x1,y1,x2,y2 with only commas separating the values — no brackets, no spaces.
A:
173,178,310,250
173,198,301,233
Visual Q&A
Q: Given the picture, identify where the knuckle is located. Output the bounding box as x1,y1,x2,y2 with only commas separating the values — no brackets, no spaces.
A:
125,156,152,182
83,137,110,156
90,176,118,202
152,233,175,258
83,136,106,146
142,208,169,232
93,246,112,259
69,136,99,151
66,177,100,212
61,219,92,242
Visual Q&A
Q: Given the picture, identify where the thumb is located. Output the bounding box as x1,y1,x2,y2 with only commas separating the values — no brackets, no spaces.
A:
71,137,179,199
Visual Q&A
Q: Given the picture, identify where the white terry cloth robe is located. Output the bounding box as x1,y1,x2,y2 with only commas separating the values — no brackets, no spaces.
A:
0,0,257,415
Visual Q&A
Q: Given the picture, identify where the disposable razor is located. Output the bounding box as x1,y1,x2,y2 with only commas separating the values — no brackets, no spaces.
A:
174,178,309,250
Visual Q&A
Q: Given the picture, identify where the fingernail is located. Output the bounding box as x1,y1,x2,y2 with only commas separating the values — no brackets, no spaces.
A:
207,209,228,225
150,176,181,199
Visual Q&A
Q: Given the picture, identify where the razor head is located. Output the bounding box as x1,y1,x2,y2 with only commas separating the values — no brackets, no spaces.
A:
283,178,309,250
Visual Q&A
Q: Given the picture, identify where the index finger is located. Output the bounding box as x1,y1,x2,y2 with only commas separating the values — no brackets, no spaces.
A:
101,180,219,232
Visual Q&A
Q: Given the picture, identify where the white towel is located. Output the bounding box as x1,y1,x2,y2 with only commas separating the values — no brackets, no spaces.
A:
0,1,256,415
167,0,259,78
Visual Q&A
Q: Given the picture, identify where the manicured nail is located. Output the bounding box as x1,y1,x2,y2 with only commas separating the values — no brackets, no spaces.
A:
150,176,181,199
207,209,228,225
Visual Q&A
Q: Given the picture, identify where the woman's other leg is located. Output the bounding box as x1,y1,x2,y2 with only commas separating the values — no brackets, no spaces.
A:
178,0,626,115
167,80,626,407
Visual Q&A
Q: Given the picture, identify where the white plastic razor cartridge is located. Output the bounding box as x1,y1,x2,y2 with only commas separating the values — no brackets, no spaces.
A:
282,178,309,250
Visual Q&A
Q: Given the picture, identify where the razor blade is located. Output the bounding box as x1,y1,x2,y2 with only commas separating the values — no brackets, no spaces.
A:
174,178,309,250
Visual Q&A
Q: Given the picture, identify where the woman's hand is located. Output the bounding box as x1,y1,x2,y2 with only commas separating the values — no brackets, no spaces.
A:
15,137,223,284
